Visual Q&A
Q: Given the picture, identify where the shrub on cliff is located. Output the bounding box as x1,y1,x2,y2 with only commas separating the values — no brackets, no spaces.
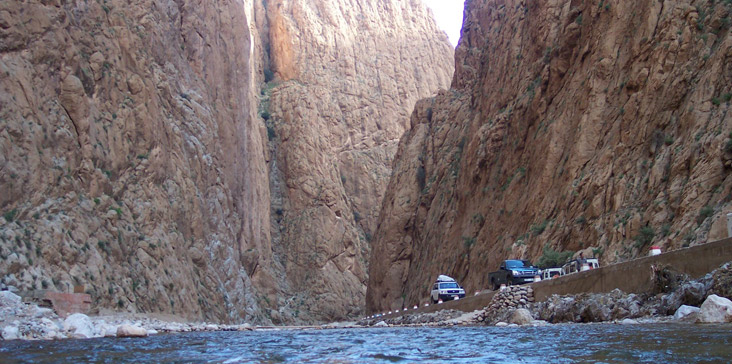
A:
536,245,574,268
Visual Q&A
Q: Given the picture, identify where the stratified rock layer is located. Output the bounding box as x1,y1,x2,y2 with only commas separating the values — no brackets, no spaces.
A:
367,0,732,312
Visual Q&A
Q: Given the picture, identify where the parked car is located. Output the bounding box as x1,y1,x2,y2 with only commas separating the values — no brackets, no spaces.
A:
488,260,541,290
430,275,466,303
541,267,563,280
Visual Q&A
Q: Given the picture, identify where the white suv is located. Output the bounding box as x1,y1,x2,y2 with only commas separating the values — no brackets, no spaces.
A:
430,275,466,303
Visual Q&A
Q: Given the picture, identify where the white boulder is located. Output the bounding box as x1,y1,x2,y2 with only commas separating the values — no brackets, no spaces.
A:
697,294,732,323
374,321,388,327
98,323,119,337
63,313,95,339
2,325,19,340
508,308,534,325
674,305,700,321
0,291,22,305
116,324,148,338
495,322,509,327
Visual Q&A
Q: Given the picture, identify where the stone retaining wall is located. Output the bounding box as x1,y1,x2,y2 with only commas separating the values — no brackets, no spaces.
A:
532,238,732,301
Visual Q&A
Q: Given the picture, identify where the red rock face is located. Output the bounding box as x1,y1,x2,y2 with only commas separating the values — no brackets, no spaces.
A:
263,0,454,323
0,0,272,323
0,0,453,324
367,0,732,312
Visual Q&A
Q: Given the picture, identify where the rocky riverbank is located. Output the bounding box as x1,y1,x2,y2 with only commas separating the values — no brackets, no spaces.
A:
360,262,732,328
0,291,253,341
4,263,731,340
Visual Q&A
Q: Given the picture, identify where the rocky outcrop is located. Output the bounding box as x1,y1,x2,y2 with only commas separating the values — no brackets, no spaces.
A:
0,0,452,324
263,0,453,323
367,0,732,312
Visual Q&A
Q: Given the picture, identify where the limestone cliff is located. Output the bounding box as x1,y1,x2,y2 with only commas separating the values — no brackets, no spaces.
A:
263,0,453,322
367,0,732,312
0,0,453,323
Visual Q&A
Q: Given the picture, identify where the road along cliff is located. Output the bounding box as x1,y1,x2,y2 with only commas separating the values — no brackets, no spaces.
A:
0,0,453,324
367,0,732,313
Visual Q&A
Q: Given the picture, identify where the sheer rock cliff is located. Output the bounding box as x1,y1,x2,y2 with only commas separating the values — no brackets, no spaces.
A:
0,0,453,323
264,0,453,322
367,0,732,312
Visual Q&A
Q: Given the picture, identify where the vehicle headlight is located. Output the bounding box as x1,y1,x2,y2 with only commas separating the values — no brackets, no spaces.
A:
512,270,519,275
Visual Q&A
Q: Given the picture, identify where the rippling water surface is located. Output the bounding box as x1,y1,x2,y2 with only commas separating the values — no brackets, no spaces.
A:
2,323,731,363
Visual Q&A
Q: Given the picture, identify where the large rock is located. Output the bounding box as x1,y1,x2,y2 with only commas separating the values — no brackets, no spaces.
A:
508,309,534,326
116,324,148,338
63,313,95,339
674,305,700,322
696,295,732,323
1,325,19,340
0,291,22,306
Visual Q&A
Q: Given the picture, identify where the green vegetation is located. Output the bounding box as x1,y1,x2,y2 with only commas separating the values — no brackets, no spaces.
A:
3,209,17,222
634,226,656,248
471,213,485,226
664,135,674,145
535,245,574,268
660,224,671,238
530,220,549,236
462,236,476,249
697,205,714,224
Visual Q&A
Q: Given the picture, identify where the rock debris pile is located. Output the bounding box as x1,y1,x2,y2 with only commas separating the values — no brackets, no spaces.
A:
475,286,534,324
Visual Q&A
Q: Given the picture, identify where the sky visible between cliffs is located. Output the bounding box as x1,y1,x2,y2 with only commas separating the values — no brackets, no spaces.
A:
423,0,464,47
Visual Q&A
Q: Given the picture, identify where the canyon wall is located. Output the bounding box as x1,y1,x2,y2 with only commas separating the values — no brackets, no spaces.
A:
0,0,272,323
263,0,453,322
367,0,732,312
0,0,453,323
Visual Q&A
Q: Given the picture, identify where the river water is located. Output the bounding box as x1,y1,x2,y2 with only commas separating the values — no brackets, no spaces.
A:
1,323,731,363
